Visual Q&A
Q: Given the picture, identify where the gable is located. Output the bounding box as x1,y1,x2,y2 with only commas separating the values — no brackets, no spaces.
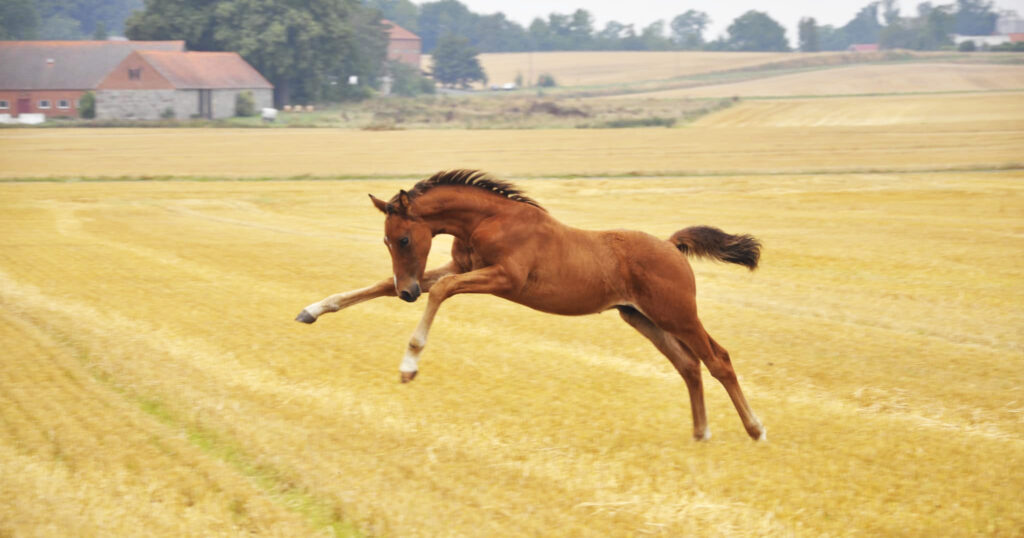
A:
97,51,175,90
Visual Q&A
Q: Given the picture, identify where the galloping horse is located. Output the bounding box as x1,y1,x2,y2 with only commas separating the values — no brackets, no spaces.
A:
296,170,766,441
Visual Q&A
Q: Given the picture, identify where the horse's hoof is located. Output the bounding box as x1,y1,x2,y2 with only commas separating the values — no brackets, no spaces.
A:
295,310,316,324
400,370,418,383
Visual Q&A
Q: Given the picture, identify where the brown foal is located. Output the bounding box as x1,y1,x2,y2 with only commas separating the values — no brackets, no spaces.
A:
297,170,765,441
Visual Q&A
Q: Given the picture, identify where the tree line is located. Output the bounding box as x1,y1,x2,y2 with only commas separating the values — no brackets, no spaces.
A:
369,0,1003,53
0,0,142,40
0,0,1009,104
798,0,1000,52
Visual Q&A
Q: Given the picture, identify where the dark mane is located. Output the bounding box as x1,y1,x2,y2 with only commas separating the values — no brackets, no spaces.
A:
395,169,545,211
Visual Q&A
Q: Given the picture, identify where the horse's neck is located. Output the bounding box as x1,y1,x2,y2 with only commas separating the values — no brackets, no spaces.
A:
415,191,509,240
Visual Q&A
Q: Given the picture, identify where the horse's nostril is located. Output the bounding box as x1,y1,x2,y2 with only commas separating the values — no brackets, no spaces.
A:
400,290,415,302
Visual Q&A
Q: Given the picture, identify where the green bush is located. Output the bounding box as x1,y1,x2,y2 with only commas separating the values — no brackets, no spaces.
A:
990,41,1024,52
957,40,977,52
388,62,436,97
537,73,557,87
235,90,256,117
160,107,175,119
79,91,95,119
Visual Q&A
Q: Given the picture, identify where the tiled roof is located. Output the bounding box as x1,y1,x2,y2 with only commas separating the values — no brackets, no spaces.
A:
136,51,273,89
382,19,420,41
0,40,185,90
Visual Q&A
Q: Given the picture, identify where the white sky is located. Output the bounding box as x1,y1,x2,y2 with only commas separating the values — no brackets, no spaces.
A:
432,0,1024,46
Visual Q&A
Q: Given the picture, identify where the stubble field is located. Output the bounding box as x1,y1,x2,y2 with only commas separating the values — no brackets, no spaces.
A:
1,90,1023,536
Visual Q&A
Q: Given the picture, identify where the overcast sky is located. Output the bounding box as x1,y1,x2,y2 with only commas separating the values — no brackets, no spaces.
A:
436,0,1024,46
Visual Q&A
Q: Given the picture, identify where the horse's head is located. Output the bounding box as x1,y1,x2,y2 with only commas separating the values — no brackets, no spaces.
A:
370,191,432,303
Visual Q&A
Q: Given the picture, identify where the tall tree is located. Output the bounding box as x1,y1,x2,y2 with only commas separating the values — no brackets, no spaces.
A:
125,0,219,50
640,20,672,50
127,0,387,105
670,10,710,49
798,17,820,52
417,0,475,52
364,0,418,33
842,2,884,44
0,0,41,39
36,0,143,38
430,34,485,87
725,11,789,51
953,0,997,35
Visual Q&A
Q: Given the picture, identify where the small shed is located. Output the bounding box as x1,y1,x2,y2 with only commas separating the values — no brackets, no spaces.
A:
96,50,273,120
382,19,421,69
848,44,879,53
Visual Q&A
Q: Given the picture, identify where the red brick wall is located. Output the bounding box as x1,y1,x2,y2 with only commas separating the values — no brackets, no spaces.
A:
387,38,421,69
0,90,87,118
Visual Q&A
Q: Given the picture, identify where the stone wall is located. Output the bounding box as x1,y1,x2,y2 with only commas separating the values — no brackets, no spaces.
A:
96,89,176,120
96,88,273,120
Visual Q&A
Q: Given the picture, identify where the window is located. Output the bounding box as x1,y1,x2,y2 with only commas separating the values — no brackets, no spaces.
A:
128,68,142,80
58,99,70,109
0,100,8,109
38,100,51,109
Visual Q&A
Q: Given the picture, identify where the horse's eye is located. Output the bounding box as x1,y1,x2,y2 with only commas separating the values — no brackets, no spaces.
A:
399,237,410,247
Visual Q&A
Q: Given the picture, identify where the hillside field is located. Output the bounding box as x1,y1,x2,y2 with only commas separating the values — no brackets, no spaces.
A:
2,93,1022,179
1,91,1023,535
454,50,793,87
632,62,1024,98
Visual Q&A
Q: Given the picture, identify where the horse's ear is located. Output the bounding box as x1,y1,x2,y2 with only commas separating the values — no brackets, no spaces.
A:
395,190,411,214
369,194,388,214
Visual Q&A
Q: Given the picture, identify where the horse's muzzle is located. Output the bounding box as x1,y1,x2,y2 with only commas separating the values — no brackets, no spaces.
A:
399,282,421,303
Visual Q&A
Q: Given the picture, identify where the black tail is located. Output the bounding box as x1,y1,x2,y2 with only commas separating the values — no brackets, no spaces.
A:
670,226,761,271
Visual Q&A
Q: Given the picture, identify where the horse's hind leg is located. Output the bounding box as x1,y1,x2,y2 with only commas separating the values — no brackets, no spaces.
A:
676,328,765,441
617,306,710,441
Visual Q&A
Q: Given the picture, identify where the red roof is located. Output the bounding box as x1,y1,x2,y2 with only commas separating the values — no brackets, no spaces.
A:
0,40,185,90
135,50,272,89
382,19,420,41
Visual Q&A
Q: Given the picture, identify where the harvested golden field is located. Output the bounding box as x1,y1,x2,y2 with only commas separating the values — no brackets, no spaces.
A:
2,94,1023,179
2,91,1023,535
693,91,1024,128
428,50,794,87
634,62,1024,98
2,170,1023,536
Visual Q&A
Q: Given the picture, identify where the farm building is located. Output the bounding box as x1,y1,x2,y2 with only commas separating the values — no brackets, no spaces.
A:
96,50,273,120
0,40,184,119
383,19,421,69
848,44,880,52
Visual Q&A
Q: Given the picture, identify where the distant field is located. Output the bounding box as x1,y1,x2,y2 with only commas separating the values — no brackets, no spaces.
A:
634,62,1024,98
2,91,1023,536
429,50,795,87
2,92,1022,179
693,91,1024,127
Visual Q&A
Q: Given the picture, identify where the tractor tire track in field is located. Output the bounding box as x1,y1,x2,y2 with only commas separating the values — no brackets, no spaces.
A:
0,308,328,536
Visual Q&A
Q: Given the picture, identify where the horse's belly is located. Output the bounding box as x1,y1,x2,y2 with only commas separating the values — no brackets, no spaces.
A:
499,287,623,316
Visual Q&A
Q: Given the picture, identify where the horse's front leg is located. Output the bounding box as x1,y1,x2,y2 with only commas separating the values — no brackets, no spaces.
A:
400,265,514,382
295,261,461,324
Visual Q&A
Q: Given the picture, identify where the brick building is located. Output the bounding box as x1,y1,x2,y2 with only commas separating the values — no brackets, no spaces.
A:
0,40,184,119
382,19,421,69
